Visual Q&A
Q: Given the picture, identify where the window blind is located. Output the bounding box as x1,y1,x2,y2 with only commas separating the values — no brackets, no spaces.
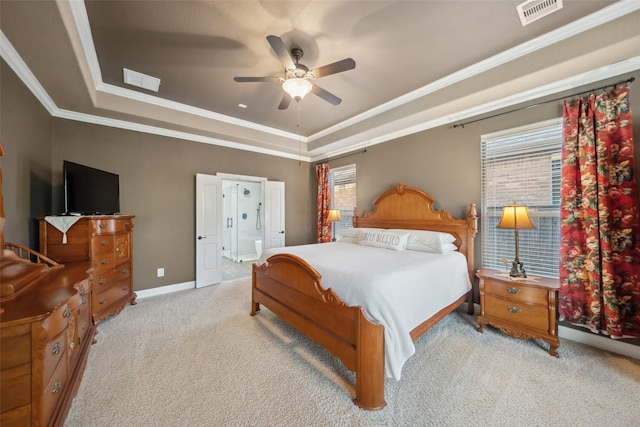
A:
330,164,356,234
481,118,562,278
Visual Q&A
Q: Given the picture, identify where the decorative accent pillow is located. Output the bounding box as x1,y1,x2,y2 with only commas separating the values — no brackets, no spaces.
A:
389,229,456,254
336,227,385,241
358,230,409,251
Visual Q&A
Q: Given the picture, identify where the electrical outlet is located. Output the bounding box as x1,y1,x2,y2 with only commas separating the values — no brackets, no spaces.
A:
157,268,165,277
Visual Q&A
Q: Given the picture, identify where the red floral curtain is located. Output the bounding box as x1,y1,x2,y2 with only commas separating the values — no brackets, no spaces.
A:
316,163,332,242
559,83,640,339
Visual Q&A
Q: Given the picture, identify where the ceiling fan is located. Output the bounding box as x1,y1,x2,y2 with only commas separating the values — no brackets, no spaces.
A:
234,35,356,110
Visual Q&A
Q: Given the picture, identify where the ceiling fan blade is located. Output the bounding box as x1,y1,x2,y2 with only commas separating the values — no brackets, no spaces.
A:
310,58,356,79
311,84,342,106
234,76,281,83
266,35,296,70
278,94,292,110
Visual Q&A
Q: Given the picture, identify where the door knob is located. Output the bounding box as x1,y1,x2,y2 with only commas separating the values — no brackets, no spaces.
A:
279,231,285,234
197,236,207,240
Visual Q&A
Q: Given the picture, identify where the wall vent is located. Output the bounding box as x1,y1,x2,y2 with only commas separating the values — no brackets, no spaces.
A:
123,68,161,92
517,0,563,26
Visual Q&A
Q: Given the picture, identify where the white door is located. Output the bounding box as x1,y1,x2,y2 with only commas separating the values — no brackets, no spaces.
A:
264,181,285,250
196,173,222,288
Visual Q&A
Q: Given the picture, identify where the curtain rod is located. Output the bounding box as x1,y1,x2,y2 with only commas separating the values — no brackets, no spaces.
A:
315,149,367,165
453,76,635,129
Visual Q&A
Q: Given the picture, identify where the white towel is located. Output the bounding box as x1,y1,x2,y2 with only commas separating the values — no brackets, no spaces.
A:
45,216,82,244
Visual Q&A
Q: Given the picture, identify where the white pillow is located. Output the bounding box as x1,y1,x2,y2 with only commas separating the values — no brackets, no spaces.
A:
336,236,359,244
389,229,456,254
336,227,385,241
441,243,459,253
359,230,409,251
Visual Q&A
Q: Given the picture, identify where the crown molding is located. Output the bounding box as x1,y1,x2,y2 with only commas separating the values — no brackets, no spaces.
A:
3,1,639,163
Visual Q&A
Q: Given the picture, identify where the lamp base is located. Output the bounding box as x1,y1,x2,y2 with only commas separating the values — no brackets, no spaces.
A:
509,259,527,278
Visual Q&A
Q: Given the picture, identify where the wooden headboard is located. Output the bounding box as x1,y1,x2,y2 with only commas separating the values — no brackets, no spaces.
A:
352,183,478,279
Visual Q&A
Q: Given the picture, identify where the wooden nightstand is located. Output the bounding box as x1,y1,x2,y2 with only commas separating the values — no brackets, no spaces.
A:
476,268,560,357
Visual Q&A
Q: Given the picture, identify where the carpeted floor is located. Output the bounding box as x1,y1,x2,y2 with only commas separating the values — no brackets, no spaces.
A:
64,278,640,426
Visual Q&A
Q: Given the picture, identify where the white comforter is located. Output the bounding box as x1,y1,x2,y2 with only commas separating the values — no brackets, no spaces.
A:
259,241,472,380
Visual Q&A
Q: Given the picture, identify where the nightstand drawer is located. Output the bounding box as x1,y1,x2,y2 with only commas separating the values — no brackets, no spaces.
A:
485,296,549,331
485,278,548,305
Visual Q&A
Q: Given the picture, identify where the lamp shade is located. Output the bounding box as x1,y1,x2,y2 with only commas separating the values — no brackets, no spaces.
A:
327,209,341,222
496,203,535,230
282,78,312,101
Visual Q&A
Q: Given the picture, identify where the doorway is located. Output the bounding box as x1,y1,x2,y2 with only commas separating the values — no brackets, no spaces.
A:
221,179,264,263
196,173,285,287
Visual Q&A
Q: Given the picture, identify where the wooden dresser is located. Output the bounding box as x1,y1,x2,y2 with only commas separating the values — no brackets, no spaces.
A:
38,216,136,324
1,261,94,427
476,268,560,357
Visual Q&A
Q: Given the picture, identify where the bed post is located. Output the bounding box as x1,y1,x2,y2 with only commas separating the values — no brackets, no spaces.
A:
466,203,478,315
354,309,386,411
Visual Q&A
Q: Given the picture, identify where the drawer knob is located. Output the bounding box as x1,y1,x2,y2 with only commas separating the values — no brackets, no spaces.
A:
99,297,106,304
69,342,75,349
82,297,87,305
63,306,71,318
507,287,521,294
101,258,108,265
122,268,129,275
99,223,107,229
99,278,106,285
53,342,61,355
123,285,129,291
101,239,108,246
82,322,88,330
52,380,61,394
507,306,522,313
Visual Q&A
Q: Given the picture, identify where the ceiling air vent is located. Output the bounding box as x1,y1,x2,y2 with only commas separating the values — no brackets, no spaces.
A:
517,0,563,26
123,68,161,92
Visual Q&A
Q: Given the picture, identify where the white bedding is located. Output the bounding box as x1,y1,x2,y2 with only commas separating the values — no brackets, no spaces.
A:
259,240,472,380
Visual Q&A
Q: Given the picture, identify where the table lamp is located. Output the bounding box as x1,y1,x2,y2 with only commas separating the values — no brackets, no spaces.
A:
496,202,535,278
327,209,341,242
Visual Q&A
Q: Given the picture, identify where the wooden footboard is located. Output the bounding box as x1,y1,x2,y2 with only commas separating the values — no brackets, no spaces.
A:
251,253,386,410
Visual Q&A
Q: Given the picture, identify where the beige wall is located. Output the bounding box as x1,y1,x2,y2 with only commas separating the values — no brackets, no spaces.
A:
3,60,640,295
50,120,314,290
0,61,53,249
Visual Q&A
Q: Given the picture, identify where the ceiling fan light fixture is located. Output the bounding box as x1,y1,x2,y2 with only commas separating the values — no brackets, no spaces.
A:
283,78,312,101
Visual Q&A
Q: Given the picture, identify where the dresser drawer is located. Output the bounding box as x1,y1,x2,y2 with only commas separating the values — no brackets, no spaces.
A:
91,235,114,256
0,325,31,370
485,296,549,331
42,304,71,339
0,363,31,416
93,281,132,314
485,278,549,305
92,218,134,235
92,253,116,273
42,328,69,385
91,263,131,294
40,356,68,426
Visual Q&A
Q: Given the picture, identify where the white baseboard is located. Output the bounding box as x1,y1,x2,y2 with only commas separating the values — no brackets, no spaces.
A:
136,281,195,299
559,325,640,360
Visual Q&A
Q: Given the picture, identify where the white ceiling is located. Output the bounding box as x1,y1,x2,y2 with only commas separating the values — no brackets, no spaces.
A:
2,1,640,161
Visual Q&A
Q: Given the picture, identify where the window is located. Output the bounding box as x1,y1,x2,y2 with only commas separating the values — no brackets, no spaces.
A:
330,164,356,235
481,118,562,278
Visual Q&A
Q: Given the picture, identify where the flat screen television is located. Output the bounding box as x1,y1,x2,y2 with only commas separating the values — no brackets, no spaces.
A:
63,160,120,215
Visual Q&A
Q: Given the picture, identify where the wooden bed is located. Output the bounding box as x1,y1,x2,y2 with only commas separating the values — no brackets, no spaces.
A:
251,183,478,410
